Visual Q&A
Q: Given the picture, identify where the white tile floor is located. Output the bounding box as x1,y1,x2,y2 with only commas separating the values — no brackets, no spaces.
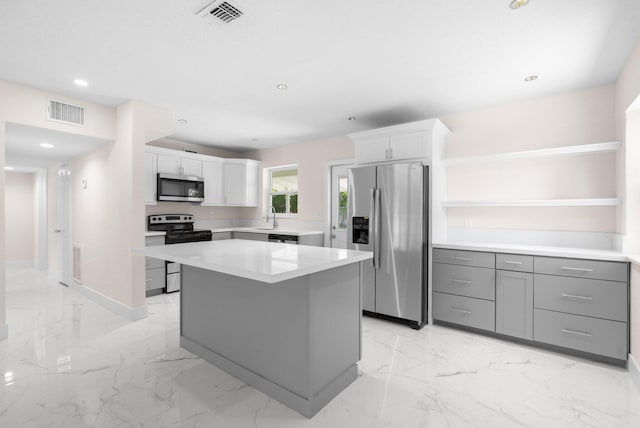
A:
1,267,640,427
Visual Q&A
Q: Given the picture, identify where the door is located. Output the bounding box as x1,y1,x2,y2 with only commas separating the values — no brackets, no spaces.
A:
496,270,533,340
330,164,352,248
223,162,246,205
157,153,181,174
57,165,73,286
202,160,223,205
375,162,425,322
181,157,202,177
347,166,376,312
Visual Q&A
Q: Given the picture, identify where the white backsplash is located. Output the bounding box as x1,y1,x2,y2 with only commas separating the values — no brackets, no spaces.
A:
194,218,324,232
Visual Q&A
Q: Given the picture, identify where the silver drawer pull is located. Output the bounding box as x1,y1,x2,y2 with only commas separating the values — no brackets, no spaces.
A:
561,293,593,301
561,328,592,338
561,266,593,273
504,261,523,265
450,308,472,315
451,279,472,285
451,257,472,261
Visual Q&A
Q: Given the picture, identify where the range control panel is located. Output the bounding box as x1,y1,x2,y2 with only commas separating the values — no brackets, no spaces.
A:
352,216,369,245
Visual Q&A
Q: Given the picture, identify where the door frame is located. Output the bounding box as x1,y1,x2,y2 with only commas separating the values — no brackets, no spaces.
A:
323,158,355,247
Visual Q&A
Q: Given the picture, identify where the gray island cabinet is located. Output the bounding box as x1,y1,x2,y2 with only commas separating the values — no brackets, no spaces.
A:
144,239,372,417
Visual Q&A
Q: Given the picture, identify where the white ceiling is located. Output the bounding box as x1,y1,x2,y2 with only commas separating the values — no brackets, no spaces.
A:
1,0,639,152
4,123,111,173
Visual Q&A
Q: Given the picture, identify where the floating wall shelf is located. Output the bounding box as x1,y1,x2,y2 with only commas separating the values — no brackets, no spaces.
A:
443,141,622,167
441,198,622,208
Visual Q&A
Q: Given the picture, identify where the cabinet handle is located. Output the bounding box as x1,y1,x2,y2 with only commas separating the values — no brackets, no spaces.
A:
504,261,523,265
451,257,472,261
385,148,389,160
389,147,393,159
561,293,593,301
451,278,472,285
561,328,592,338
561,266,593,273
450,308,472,315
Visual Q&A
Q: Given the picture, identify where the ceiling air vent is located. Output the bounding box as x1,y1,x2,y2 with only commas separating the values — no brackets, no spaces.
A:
47,99,85,126
197,1,243,24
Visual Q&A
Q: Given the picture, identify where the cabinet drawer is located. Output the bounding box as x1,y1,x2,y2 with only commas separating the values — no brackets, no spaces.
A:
534,257,628,282
433,292,495,332
212,232,232,240
433,263,495,300
145,235,165,246
533,274,628,322
145,267,165,291
233,232,269,241
433,249,495,269
145,256,164,270
496,253,533,273
533,309,628,360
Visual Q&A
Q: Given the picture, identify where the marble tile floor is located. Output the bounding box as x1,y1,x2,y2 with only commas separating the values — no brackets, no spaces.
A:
1,267,640,428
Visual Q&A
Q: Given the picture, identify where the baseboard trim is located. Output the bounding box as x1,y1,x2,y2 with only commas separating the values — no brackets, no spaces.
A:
0,323,8,341
69,283,148,321
630,353,640,393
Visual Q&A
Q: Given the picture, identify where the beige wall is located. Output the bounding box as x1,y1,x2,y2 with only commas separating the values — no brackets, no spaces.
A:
243,136,354,223
4,171,36,263
441,85,617,232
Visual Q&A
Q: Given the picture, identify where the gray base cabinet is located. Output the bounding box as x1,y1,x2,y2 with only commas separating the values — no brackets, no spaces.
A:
145,235,166,296
433,248,630,363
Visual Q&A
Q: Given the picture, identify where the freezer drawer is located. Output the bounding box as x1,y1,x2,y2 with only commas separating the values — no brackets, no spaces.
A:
433,292,495,332
433,249,495,269
533,274,628,322
533,309,628,360
533,257,628,282
433,263,495,301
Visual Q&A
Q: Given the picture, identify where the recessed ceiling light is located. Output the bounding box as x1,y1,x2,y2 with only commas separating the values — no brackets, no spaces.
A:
4,166,15,170
73,79,89,87
348,116,357,121
40,143,54,148
524,75,538,81
276,84,288,90
509,0,530,9
178,119,188,124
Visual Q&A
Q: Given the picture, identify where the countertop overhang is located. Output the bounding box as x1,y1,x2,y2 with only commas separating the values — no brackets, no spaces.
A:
145,228,324,237
143,239,372,283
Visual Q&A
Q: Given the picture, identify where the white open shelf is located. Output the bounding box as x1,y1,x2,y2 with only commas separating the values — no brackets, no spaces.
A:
441,198,622,208
443,141,622,166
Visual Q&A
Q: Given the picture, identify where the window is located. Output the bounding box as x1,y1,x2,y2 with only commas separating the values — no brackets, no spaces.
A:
269,166,298,215
337,175,348,229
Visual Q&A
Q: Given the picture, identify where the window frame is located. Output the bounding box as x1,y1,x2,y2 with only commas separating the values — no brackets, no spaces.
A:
268,165,299,217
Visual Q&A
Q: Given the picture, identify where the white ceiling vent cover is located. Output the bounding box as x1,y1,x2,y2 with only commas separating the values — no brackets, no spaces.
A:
197,1,243,23
47,99,85,126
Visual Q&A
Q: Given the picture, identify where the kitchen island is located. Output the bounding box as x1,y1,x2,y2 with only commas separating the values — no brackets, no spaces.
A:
144,239,372,417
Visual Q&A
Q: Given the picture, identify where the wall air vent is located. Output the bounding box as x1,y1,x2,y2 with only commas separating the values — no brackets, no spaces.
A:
72,244,82,284
47,99,85,126
197,1,243,24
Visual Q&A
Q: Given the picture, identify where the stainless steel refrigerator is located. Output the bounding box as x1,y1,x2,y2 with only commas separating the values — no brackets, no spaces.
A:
347,162,428,328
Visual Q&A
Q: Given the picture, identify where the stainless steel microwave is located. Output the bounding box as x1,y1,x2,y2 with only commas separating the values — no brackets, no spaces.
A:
157,173,205,202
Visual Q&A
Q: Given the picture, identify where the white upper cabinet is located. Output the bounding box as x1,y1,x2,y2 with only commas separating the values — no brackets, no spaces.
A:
144,151,158,205
157,152,202,177
349,119,442,164
201,159,224,206
223,159,260,206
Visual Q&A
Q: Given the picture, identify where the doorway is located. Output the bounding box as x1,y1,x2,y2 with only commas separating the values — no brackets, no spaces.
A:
57,164,72,286
329,163,354,248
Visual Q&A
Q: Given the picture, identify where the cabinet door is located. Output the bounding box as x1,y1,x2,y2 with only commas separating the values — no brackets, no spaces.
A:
389,131,427,160
181,157,202,177
223,163,247,205
233,232,268,241
496,270,533,340
354,136,390,164
202,160,223,205
144,152,157,204
244,161,259,207
157,153,181,174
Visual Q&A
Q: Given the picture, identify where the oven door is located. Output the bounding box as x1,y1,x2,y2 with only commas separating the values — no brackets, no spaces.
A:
157,173,205,202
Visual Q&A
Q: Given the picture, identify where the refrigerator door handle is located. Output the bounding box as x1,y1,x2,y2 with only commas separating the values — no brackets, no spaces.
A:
373,188,381,270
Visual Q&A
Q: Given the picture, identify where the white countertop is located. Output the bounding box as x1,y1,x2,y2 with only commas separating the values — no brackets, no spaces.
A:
143,239,372,283
145,231,166,237
433,241,629,262
212,227,324,236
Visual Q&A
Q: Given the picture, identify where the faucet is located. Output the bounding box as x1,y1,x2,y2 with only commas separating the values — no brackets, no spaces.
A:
267,206,278,228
